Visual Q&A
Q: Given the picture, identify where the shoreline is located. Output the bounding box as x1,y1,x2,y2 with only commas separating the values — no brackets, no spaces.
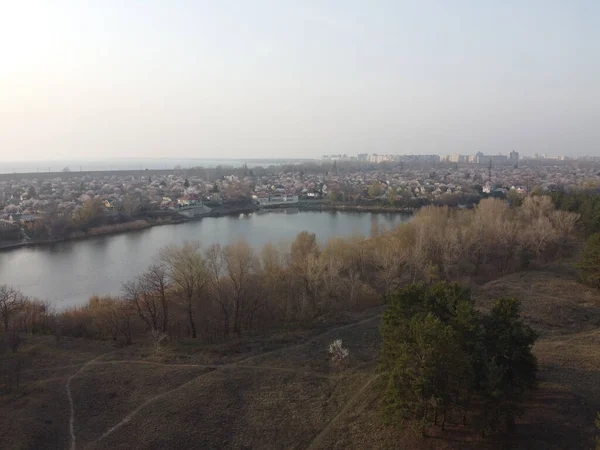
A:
266,200,416,214
0,219,171,252
0,204,261,252
0,201,411,252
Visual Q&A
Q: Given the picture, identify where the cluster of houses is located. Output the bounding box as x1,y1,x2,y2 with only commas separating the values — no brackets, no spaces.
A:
0,161,598,232
0,173,227,225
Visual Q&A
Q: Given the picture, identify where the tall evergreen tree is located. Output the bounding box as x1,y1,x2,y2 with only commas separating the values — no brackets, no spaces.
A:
381,313,466,433
380,283,476,431
578,233,600,288
479,297,537,434
379,283,537,436
595,411,600,450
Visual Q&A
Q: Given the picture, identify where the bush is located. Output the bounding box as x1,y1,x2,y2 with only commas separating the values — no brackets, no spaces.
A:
151,329,169,353
328,339,349,370
59,296,138,343
6,330,21,352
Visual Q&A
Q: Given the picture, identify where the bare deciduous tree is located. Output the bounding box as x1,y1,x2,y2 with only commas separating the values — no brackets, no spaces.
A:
328,339,350,371
160,241,208,339
225,239,257,337
205,243,230,338
372,237,408,294
122,264,171,333
0,285,25,331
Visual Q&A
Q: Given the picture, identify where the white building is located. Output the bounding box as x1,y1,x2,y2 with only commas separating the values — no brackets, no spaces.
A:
254,195,299,206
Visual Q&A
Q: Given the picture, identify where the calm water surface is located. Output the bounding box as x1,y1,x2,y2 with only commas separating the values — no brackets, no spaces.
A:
0,211,409,308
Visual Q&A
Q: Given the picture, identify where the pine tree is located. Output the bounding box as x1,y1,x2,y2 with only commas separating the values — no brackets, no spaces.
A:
577,233,600,288
381,313,465,433
380,283,475,431
595,411,600,450
379,284,537,436
479,297,537,433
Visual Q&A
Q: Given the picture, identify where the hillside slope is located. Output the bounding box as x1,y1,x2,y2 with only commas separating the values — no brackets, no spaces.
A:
1,267,599,449
474,267,600,449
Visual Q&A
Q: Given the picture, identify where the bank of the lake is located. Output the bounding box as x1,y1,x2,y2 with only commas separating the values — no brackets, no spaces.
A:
0,210,410,309
295,200,417,214
0,202,262,252
0,217,181,252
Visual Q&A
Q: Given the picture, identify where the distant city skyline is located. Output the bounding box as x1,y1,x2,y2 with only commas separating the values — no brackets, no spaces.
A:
0,147,597,170
0,149,592,174
1,1,598,161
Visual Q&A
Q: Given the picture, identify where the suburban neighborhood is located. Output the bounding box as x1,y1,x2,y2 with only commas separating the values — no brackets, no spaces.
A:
0,155,598,246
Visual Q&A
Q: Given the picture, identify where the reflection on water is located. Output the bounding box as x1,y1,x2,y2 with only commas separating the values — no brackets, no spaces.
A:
0,211,409,308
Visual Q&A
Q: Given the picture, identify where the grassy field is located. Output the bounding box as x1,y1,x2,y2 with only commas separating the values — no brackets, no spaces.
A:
1,265,599,449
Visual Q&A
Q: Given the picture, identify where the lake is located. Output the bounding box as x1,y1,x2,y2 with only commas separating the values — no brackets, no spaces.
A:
0,211,410,308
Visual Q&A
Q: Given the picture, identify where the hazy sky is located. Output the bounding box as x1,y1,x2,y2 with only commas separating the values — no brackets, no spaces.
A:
1,0,598,161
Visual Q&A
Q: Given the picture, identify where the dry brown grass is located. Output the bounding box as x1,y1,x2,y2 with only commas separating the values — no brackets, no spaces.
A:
0,336,113,449
71,362,211,445
90,368,355,450
241,314,382,374
0,314,386,450
474,266,600,336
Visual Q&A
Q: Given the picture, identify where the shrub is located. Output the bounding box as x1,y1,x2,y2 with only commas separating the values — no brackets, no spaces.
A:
328,339,349,370
6,330,21,353
150,329,169,353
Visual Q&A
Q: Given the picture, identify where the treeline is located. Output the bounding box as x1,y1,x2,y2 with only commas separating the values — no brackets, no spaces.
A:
550,188,600,235
379,283,537,436
25,199,179,242
26,202,143,241
373,195,578,284
549,188,600,291
327,190,482,209
1,197,579,345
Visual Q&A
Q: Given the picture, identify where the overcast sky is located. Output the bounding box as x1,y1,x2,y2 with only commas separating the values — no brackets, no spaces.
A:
0,0,598,161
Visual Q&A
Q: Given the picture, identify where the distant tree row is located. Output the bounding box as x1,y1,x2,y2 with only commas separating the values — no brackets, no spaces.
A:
554,188,600,289
550,189,600,235
19,194,174,242
379,283,537,437
326,182,482,208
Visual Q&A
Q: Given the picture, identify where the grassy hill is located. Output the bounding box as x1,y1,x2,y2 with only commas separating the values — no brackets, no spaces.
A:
1,265,599,449
474,266,600,450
